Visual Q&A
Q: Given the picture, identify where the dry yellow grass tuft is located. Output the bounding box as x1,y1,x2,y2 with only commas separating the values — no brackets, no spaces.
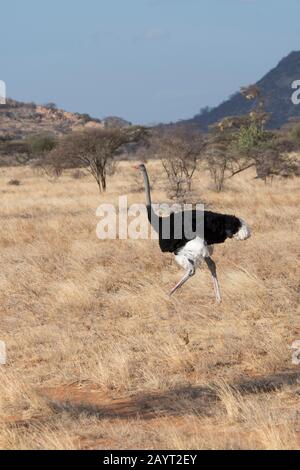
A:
0,161,299,449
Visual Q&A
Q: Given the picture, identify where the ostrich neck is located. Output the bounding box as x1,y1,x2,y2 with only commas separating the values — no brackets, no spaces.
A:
142,169,152,206
141,168,160,233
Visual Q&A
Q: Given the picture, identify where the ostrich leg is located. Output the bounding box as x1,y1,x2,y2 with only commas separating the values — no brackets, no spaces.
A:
169,264,195,296
205,257,221,303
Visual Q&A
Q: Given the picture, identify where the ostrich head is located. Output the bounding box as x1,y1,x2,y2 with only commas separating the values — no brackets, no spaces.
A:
290,340,300,350
232,218,251,241
223,216,251,241
290,340,300,365
133,163,146,173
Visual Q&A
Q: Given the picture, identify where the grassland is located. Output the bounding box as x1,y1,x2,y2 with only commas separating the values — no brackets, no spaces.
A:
0,161,299,449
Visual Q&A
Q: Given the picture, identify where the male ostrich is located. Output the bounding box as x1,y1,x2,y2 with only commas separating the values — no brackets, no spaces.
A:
136,163,251,302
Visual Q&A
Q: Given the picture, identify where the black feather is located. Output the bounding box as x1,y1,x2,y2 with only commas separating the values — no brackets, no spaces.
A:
151,210,242,254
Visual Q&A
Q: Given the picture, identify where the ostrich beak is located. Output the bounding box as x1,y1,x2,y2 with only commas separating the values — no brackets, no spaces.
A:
133,165,140,170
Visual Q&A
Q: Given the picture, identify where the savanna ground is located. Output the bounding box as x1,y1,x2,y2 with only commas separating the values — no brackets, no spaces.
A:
0,160,299,450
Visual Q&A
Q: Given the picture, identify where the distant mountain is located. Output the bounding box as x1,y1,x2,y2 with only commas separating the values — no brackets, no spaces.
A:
182,51,300,131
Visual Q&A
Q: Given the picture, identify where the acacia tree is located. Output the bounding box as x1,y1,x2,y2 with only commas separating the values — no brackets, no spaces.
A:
203,83,294,189
204,110,276,190
202,85,261,190
48,126,148,192
231,112,300,182
229,84,296,181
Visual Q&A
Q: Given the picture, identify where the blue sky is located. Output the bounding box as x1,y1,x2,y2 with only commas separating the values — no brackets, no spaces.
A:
0,0,299,123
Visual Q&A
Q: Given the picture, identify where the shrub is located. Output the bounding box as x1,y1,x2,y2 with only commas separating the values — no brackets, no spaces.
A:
8,179,21,186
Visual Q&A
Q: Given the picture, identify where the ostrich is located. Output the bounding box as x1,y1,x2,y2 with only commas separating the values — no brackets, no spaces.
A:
135,163,251,302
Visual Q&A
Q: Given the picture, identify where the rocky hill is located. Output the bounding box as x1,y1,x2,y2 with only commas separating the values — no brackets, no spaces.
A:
183,51,300,131
0,99,105,141
0,100,131,142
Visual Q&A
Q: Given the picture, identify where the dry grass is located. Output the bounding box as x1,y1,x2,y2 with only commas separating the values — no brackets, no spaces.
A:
0,161,299,449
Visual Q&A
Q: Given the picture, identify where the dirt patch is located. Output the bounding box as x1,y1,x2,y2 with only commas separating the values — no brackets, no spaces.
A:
41,370,300,421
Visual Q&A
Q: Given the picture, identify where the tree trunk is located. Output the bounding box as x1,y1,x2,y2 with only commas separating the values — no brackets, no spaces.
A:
100,173,106,192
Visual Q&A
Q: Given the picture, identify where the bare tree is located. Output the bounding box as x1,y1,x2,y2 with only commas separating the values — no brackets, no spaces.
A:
47,126,148,192
205,150,229,192
254,136,299,181
153,127,206,201
204,120,237,191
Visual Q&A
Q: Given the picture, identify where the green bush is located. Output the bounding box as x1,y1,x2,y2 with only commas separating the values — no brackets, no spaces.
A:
26,134,57,156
